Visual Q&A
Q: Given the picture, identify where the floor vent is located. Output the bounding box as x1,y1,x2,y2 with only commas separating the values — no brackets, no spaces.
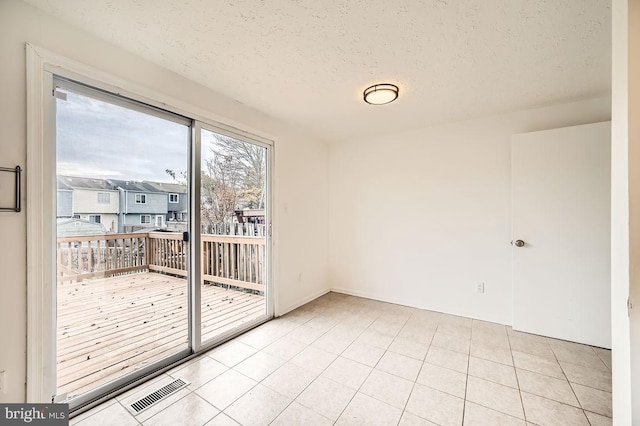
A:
129,379,189,414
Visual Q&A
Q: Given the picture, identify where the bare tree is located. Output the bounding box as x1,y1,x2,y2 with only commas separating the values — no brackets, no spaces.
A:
202,153,240,224
167,135,265,229
201,135,265,227
213,135,265,210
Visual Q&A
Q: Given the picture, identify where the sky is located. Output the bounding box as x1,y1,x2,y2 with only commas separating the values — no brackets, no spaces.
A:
56,90,190,183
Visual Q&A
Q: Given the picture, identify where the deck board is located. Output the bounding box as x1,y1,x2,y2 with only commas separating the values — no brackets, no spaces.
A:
57,271,264,397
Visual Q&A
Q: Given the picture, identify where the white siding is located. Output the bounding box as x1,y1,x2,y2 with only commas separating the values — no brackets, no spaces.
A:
73,189,119,214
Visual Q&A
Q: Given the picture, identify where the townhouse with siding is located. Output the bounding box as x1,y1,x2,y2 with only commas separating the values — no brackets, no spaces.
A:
56,178,73,218
105,179,170,232
147,181,188,223
56,176,119,232
56,176,187,233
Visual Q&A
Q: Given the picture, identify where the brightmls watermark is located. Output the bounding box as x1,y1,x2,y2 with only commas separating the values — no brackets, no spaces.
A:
1,404,68,425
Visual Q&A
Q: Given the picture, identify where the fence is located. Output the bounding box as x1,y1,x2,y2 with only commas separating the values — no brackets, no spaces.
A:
201,222,267,237
124,222,266,236
56,231,266,293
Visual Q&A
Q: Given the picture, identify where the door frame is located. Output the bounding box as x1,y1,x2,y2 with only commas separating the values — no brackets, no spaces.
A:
193,121,274,351
26,44,274,404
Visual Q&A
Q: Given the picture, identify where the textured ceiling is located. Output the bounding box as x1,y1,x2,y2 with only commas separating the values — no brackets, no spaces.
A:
24,0,611,142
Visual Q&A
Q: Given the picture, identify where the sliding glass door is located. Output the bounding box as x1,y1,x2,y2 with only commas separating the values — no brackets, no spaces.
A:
54,77,192,405
198,127,269,346
50,75,272,410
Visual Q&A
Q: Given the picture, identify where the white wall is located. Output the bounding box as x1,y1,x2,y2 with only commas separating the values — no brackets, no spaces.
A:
329,98,610,326
0,0,329,403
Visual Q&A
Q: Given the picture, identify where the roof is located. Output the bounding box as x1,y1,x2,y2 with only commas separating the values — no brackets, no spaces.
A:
57,179,73,191
106,179,164,192
147,181,187,194
56,218,108,236
57,176,187,194
57,175,115,191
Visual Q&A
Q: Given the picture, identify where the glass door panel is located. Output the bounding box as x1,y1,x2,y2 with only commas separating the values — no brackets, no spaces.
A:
54,78,191,402
199,128,268,345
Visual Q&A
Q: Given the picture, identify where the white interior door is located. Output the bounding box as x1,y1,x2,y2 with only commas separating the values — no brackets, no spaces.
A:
512,122,611,348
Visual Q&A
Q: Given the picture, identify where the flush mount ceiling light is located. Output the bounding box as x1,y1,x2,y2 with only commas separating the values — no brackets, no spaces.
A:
363,83,399,105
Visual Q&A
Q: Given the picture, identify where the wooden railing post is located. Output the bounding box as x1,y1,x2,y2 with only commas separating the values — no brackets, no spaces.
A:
145,233,150,267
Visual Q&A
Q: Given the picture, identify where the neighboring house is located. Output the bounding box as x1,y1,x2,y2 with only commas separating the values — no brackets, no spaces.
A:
57,218,107,237
148,181,188,222
56,178,73,218
107,179,169,231
57,176,120,232
56,177,189,233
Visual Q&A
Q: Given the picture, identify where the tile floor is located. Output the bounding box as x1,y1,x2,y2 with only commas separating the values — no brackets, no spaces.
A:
70,292,613,426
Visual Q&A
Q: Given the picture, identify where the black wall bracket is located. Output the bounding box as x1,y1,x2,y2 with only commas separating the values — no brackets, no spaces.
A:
0,166,21,212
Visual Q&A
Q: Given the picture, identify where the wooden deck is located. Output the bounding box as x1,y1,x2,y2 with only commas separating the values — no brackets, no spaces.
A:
57,271,264,397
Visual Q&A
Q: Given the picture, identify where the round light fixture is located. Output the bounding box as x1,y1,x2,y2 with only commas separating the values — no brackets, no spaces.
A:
363,83,399,105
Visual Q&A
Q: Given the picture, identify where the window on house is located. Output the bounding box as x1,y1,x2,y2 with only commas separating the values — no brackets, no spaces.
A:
135,194,147,204
140,215,151,224
89,215,101,223
97,192,110,204
72,214,80,219
169,193,179,203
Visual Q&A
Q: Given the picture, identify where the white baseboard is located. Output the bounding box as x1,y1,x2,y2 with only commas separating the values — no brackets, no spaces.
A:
276,287,331,317
330,287,420,310
330,287,512,327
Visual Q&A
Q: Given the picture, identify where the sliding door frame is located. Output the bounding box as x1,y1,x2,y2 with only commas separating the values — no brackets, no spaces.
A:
194,121,274,351
26,44,274,408
50,75,195,410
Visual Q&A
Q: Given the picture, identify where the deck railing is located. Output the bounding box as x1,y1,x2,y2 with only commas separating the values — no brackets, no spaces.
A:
57,233,148,282
57,231,266,293
147,232,188,276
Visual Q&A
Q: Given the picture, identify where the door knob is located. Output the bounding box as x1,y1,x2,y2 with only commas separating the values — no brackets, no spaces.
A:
512,240,525,247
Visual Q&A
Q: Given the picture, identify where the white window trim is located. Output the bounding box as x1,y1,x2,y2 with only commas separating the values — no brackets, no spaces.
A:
169,193,179,203
135,194,147,204
140,214,151,224
26,43,275,405
89,214,102,223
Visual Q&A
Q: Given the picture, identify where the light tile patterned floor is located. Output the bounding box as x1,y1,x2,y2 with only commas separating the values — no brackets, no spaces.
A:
71,292,613,426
